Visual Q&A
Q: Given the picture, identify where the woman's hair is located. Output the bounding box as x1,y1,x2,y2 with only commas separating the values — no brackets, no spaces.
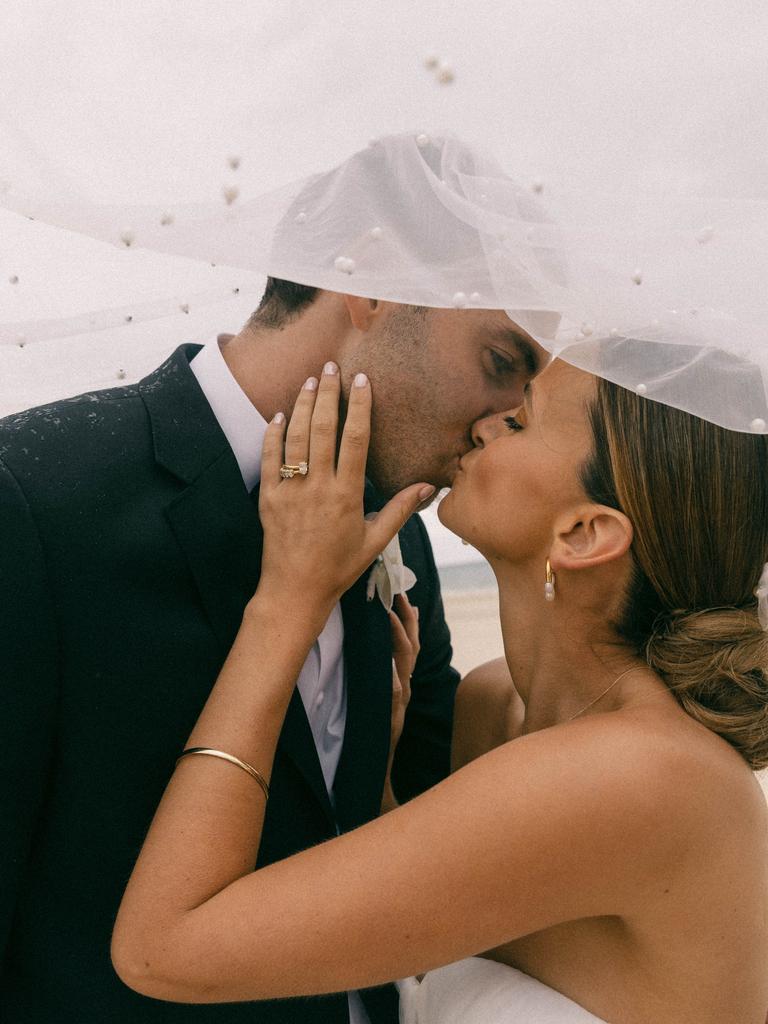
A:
580,378,768,770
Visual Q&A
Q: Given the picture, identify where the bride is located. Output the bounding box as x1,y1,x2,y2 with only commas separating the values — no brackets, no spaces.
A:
111,353,768,1023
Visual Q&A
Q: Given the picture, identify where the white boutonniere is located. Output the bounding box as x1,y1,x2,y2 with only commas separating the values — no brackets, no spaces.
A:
365,513,418,612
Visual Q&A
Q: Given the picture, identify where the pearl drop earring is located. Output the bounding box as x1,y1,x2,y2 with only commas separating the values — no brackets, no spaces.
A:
544,559,556,602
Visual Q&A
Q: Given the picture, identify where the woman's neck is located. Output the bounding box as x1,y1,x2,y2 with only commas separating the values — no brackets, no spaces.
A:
492,563,656,734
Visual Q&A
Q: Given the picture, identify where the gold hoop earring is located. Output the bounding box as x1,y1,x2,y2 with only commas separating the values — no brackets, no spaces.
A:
544,559,556,602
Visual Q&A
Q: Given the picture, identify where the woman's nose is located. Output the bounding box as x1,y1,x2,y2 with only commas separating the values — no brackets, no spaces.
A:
471,410,515,448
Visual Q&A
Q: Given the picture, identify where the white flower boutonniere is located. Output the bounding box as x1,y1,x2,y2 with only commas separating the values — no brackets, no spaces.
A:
365,513,418,612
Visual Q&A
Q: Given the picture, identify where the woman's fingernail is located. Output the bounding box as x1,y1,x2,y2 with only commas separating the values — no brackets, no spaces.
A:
304,376,319,391
323,361,339,375
418,485,436,501
273,411,285,425
354,372,368,388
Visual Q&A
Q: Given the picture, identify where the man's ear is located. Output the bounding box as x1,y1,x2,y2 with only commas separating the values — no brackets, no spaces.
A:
549,504,633,572
342,294,381,332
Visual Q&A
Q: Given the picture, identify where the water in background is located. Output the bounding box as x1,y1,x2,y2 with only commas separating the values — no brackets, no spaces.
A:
438,559,495,593
437,559,503,677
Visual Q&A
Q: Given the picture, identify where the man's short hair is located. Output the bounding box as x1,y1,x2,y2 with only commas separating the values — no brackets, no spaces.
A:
248,278,318,329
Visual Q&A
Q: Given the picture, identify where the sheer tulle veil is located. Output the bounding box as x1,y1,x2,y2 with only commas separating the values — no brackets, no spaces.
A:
1,0,767,431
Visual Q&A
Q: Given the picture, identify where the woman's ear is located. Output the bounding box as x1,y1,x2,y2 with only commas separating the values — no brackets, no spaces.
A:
342,294,381,332
549,504,633,572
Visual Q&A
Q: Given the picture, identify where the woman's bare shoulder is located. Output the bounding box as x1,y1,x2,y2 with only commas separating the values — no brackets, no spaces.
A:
522,704,768,862
454,661,767,860
451,657,525,771
460,656,514,689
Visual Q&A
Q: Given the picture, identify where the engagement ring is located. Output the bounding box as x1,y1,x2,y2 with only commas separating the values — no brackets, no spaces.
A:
280,462,309,479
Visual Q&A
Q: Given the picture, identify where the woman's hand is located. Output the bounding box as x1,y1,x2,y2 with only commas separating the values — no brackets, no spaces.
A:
254,364,434,622
381,593,420,812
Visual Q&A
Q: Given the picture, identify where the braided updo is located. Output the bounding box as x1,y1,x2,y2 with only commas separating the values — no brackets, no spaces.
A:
580,379,768,770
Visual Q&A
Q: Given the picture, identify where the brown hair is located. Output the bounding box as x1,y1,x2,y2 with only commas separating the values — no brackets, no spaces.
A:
247,277,318,330
580,379,768,770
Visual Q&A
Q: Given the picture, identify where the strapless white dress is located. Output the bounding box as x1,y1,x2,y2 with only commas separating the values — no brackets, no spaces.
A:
397,957,612,1024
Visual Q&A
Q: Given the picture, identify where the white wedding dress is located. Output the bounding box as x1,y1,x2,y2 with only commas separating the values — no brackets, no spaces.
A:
398,957,612,1024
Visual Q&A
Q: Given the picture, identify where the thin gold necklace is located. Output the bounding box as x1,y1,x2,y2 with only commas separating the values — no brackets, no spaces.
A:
566,667,639,722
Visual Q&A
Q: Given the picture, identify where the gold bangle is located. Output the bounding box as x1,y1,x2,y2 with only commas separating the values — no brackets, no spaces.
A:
176,747,270,801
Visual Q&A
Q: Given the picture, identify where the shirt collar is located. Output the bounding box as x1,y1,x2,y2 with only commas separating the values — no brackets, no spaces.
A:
190,340,267,492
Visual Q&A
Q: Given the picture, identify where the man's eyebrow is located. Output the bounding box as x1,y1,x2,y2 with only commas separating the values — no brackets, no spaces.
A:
490,326,541,376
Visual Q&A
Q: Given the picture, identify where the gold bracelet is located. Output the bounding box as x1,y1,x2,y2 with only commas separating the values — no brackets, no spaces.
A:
176,747,270,801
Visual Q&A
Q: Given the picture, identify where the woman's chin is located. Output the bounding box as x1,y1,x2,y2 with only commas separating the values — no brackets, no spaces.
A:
436,489,454,528
436,490,470,543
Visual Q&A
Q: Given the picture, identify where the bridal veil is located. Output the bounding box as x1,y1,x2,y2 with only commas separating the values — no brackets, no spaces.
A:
1,0,767,432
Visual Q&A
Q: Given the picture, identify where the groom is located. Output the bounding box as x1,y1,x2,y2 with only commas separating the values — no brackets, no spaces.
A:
0,277,543,1024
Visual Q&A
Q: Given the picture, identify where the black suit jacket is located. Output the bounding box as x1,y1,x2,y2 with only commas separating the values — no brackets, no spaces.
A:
0,345,460,1024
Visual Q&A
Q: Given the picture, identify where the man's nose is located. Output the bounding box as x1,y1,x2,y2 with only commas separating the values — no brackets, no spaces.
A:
471,410,516,448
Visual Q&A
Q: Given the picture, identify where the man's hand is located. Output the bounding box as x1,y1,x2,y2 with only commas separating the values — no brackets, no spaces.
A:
381,593,419,813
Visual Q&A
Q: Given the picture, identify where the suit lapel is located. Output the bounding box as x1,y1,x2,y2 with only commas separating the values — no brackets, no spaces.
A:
140,345,335,829
276,688,336,827
333,486,395,833
164,458,263,652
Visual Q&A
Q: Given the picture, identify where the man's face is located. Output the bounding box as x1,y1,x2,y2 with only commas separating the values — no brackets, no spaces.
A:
345,304,550,497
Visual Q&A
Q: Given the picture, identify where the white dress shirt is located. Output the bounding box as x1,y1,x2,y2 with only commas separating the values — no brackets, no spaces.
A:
191,340,371,1024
